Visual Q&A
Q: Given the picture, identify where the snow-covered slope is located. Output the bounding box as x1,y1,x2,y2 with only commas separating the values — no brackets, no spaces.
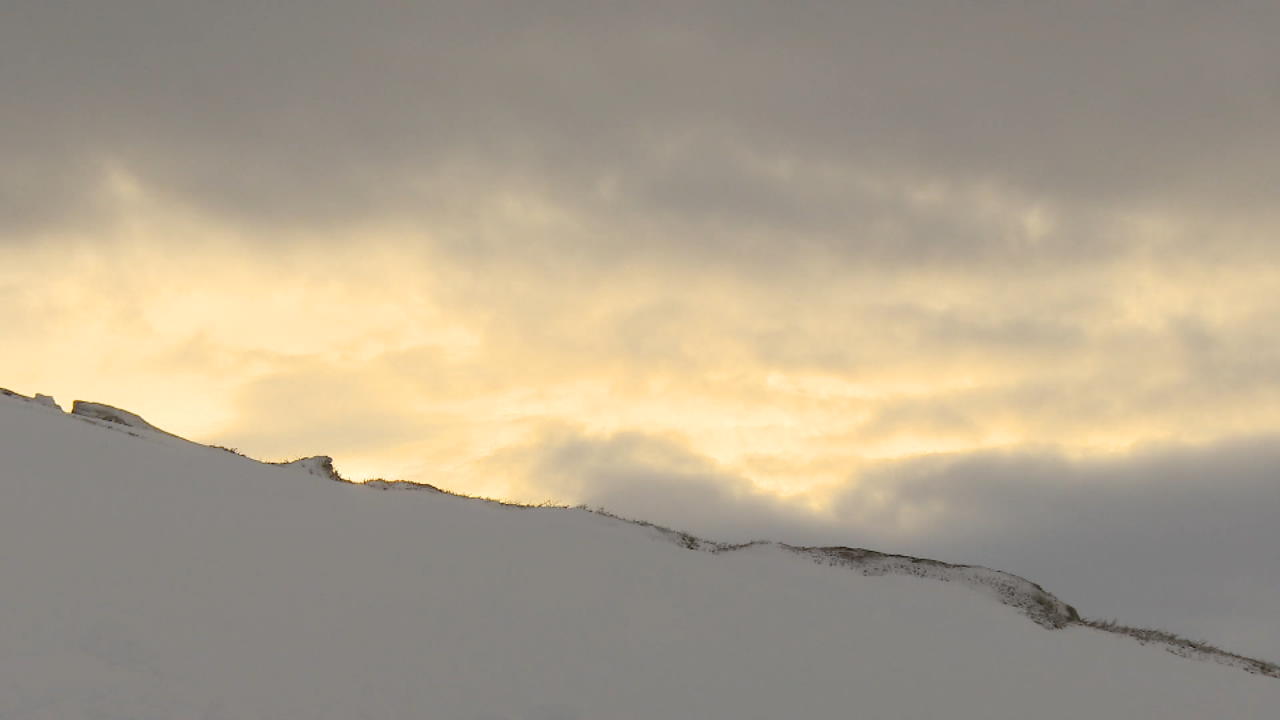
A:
1,390,1276,719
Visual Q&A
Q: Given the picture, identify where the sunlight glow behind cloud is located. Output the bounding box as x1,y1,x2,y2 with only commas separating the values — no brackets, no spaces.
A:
5,169,1280,508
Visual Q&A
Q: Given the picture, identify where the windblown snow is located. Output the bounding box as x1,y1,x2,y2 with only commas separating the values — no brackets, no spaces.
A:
0,389,1275,719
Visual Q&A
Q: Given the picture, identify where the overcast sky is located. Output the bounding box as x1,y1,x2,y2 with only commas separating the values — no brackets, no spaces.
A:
3,1,1280,661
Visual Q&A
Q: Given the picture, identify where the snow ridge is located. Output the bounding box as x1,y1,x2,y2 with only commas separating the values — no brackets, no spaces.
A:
328,454,1280,676
555,511,1078,627
3,388,1277,680
787,545,1080,629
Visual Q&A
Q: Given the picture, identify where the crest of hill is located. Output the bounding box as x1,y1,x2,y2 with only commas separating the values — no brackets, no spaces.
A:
1,387,1276,683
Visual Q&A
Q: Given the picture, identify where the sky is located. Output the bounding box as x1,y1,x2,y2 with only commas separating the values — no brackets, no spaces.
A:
3,1,1280,660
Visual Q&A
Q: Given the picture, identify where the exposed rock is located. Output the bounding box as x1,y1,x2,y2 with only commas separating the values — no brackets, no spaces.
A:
786,545,1080,629
362,479,446,492
33,393,61,410
70,401,176,436
0,388,63,411
278,456,347,483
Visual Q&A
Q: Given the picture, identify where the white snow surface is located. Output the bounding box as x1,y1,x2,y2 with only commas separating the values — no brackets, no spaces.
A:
0,391,1276,719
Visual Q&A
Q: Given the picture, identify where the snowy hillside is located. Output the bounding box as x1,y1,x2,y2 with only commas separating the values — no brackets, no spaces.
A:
1,389,1276,719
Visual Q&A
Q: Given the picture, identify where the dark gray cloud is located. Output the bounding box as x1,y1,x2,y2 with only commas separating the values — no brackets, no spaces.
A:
842,442,1280,636
5,1,1278,264
513,428,1280,662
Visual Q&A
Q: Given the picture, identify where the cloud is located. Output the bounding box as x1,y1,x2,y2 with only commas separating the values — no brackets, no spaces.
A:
210,360,435,458
5,1,1279,255
490,424,837,542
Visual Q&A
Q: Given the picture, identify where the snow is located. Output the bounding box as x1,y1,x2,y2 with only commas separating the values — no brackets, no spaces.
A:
0,390,1276,719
